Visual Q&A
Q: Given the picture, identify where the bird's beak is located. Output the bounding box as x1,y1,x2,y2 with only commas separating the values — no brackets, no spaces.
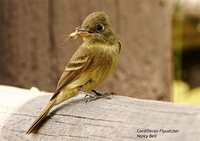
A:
77,27,92,37
63,27,92,44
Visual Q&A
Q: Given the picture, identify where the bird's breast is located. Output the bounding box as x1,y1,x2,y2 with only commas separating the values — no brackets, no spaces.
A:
89,44,119,83
75,42,120,92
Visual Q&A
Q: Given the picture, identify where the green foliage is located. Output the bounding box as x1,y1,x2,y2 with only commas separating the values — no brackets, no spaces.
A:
172,80,200,106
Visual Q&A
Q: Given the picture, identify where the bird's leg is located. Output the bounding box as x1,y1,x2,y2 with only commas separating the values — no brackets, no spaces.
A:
92,89,116,97
85,89,115,102
91,89,104,96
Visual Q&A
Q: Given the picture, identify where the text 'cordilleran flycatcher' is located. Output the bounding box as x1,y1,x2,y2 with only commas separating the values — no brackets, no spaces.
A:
26,11,121,134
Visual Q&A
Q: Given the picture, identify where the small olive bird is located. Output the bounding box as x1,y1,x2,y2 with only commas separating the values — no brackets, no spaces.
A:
26,11,121,134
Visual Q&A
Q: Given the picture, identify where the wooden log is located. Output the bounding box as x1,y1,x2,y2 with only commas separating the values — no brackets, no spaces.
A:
0,85,200,141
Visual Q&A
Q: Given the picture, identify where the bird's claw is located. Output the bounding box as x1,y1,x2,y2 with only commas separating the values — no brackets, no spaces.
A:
85,92,115,103
84,94,90,98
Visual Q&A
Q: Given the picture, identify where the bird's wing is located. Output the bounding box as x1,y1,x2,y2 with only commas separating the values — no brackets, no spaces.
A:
51,47,92,100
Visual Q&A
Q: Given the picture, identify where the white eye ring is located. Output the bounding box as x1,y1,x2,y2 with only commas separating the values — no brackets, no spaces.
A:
96,23,105,32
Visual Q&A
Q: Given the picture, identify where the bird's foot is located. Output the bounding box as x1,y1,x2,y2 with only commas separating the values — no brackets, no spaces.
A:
85,89,115,103
84,94,93,98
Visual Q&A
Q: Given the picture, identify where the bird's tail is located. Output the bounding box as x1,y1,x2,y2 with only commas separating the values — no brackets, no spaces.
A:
26,98,57,134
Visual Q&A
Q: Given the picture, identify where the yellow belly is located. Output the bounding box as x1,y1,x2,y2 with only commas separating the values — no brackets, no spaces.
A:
67,48,119,92
56,58,116,104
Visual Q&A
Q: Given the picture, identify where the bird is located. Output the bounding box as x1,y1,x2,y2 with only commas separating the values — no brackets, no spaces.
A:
26,11,121,134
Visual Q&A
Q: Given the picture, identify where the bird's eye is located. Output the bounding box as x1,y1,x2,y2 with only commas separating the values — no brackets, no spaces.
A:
96,23,105,32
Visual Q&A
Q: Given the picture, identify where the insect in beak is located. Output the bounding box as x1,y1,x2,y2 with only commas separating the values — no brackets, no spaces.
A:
62,27,92,45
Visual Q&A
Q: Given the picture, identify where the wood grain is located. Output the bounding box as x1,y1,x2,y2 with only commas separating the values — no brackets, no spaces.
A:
0,85,199,141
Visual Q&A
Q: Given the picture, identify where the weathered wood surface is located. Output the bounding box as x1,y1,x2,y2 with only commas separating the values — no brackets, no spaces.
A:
0,85,200,141
0,0,172,100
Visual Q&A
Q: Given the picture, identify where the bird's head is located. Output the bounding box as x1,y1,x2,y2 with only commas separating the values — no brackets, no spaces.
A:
74,12,118,45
